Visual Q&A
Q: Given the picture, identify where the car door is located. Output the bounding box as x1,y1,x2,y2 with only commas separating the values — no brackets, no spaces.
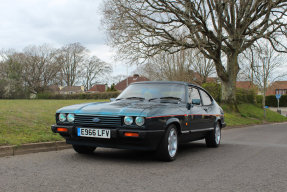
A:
198,89,216,129
187,87,206,131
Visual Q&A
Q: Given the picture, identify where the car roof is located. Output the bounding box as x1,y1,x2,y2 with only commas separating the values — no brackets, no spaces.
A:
132,81,203,89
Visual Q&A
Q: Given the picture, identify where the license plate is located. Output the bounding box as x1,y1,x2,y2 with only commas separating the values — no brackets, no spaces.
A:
77,128,111,139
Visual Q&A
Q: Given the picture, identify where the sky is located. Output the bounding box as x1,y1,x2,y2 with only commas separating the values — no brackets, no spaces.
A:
0,0,135,77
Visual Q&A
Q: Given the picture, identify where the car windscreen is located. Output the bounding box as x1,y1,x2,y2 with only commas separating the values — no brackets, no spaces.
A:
116,83,186,102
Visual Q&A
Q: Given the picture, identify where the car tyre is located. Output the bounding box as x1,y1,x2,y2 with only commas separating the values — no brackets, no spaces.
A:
156,124,178,161
205,122,221,148
72,144,96,154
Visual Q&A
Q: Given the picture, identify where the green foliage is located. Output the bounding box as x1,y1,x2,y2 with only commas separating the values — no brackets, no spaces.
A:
202,82,257,104
265,95,287,107
222,103,287,126
36,92,120,100
256,95,263,107
236,88,256,104
0,100,107,146
202,82,221,102
107,83,117,92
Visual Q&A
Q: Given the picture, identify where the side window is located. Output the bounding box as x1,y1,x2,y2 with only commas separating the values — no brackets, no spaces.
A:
188,87,201,104
199,90,212,106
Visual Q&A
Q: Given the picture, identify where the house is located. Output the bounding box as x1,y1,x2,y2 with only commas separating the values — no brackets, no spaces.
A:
87,84,107,93
46,85,61,94
236,81,257,90
266,81,287,96
115,74,149,91
60,86,85,94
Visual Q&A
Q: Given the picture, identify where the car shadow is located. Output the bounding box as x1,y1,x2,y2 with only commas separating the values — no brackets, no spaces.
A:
72,141,210,163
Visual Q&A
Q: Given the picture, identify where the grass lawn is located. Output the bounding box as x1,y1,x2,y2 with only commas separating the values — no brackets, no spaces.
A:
222,103,287,126
0,100,286,146
0,100,107,146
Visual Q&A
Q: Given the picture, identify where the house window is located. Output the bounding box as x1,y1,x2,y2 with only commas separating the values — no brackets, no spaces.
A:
276,89,287,95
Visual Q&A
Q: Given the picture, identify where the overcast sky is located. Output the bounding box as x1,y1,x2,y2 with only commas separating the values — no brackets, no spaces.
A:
0,0,135,76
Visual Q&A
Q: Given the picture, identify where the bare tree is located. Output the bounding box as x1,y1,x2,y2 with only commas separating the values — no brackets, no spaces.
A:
57,43,87,86
241,42,286,108
103,0,287,109
22,44,62,94
82,56,112,90
137,49,215,84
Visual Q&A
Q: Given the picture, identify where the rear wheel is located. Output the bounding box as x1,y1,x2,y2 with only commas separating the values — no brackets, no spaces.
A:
72,144,96,154
156,124,178,161
205,122,221,148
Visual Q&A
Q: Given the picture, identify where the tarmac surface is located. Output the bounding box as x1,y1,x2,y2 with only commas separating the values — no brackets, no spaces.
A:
1,123,287,192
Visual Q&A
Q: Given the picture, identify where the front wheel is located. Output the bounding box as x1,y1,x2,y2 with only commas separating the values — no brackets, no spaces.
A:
72,144,96,154
205,122,221,148
156,125,178,161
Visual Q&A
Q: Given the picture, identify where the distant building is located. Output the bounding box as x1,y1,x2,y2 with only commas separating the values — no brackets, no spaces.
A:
60,86,85,94
266,81,287,96
115,74,149,91
46,85,61,94
87,84,107,93
236,81,257,90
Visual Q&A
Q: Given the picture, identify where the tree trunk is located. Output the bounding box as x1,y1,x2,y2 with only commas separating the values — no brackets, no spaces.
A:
218,52,240,111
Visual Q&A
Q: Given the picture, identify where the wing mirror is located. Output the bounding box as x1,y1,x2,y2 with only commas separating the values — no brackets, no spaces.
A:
192,99,201,105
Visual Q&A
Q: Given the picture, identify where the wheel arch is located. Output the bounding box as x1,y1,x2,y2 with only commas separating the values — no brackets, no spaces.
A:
166,118,181,133
215,117,222,128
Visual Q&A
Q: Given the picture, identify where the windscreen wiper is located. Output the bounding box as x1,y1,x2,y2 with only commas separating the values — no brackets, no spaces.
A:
118,97,145,100
149,97,182,102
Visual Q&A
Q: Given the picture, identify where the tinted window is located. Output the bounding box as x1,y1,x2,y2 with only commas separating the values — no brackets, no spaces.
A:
188,87,201,104
117,83,186,101
200,90,212,105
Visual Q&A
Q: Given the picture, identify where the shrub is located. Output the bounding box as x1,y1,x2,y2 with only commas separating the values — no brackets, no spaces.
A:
236,88,256,104
202,82,221,102
36,92,120,100
265,95,287,107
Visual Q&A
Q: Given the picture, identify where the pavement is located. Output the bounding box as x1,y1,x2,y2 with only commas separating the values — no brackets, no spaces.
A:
1,123,287,192
269,107,287,116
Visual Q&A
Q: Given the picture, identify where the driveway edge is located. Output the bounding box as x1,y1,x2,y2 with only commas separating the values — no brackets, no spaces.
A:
0,141,71,158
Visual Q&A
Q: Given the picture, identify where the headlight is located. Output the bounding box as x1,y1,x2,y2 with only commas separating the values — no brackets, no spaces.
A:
124,116,133,125
135,117,145,126
59,113,66,122
67,113,75,122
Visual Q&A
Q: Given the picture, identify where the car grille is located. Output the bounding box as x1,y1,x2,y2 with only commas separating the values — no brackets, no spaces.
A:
74,115,122,127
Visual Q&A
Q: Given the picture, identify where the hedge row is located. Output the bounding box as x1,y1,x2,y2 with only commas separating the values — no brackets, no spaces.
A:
202,82,258,104
36,92,120,100
265,95,287,107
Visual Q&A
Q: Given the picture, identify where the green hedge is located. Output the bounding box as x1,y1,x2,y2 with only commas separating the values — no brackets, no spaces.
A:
266,95,287,107
36,92,120,100
202,83,257,104
236,88,257,104
202,83,221,102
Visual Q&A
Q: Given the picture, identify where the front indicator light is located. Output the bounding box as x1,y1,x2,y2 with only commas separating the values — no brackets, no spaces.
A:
57,127,68,132
135,117,145,126
124,132,139,137
124,116,133,125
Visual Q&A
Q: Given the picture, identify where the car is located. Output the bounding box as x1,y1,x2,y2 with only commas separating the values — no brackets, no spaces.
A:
51,81,226,161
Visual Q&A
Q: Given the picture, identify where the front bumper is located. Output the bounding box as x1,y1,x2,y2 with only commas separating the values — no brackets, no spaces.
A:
51,125,164,151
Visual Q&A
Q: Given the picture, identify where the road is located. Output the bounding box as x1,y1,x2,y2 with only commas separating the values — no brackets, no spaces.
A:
1,123,287,192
